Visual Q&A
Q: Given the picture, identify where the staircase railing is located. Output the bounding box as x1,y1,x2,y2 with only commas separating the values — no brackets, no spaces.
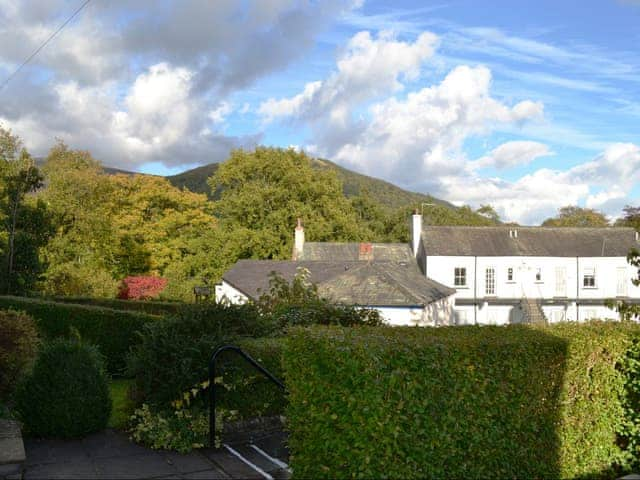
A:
208,345,286,448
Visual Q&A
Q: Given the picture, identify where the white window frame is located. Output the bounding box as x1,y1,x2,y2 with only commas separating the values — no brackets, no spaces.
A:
583,267,596,288
535,267,543,283
485,267,496,296
506,267,514,283
454,267,467,287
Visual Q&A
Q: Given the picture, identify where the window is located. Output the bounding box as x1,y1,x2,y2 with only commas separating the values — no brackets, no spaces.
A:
485,267,496,295
535,268,542,282
583,267,596,288
454,267,467,287
507,267,514,282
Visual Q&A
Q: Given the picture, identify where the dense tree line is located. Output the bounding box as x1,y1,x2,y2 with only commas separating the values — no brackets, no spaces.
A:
16,127,627,301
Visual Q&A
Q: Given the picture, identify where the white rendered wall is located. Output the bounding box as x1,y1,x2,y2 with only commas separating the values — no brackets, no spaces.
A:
215,281,249,304
377,296,454,327
425,255,640,301
216,281,455,326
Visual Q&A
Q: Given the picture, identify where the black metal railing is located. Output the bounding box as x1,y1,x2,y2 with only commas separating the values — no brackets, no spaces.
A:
208,344,285,448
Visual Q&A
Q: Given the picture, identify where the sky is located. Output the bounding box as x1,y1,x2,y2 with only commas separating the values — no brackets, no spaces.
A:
0,0,639,225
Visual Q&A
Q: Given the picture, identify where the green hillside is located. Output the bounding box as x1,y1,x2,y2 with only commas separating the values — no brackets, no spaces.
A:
38,155,488,221
165,158,453,211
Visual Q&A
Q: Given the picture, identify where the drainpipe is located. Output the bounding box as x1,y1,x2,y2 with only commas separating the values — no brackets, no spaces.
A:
474,255,478,325
576,256,579,321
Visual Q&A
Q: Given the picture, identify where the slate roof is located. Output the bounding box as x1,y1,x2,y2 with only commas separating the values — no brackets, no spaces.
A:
422,226,639,257
222,259,455,306
297,242,414,262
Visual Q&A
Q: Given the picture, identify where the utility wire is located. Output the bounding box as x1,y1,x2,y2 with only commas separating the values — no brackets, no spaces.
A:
0,0,92,92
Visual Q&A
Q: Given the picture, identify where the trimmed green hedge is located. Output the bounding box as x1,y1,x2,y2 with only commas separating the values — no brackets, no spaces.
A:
284,323,640,479
49,296,184,316
0,296,158,375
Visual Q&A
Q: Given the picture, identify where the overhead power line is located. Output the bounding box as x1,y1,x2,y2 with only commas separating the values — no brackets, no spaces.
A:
0,0,92,92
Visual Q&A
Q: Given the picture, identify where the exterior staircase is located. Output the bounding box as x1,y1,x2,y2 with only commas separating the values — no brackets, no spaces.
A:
521,297,548,325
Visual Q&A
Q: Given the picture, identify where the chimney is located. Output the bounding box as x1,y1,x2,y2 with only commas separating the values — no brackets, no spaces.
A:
359,242,373,261
293,218,305,260
411,209,422,257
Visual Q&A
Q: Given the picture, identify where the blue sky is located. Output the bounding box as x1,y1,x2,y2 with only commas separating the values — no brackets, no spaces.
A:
0,0,638,224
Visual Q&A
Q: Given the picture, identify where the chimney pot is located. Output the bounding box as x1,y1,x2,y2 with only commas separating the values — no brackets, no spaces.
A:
359,242,373,261
411,212,422,257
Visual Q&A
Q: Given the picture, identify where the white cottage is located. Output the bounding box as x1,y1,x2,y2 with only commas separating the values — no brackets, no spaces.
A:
216,222,456,326
411,212,640,325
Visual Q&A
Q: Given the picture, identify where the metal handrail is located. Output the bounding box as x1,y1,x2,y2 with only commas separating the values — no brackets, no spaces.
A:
208,344,285,448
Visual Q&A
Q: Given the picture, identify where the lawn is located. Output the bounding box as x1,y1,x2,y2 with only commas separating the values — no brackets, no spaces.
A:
109,379,135,430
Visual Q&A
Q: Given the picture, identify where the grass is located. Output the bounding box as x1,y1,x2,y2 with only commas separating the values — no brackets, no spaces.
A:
109,379,135,430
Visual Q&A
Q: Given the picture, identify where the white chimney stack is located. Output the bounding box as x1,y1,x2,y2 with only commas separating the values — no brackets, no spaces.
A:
411,210,422,257
293,218,305,260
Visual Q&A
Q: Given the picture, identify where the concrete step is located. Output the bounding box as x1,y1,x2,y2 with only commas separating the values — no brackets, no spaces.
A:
0,420,25,479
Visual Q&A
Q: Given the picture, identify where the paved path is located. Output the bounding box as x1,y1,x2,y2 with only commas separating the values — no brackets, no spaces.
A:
17,429,290,480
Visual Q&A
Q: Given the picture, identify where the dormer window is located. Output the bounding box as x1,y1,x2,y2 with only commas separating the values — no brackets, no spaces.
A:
454,267,467,287
583,267,596,288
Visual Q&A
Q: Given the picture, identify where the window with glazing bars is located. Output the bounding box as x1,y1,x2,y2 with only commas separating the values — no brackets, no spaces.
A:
583,267,596,287
485,267,496,295
454,267,466,286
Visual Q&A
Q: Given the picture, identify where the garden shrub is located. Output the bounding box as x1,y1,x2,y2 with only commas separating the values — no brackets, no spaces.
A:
257,270,383,328
284,323,640,480
0,309,39,400
50,296,184,316
129,380,237,453
118,276,168,300
15,338,111,438
0,296,158,374
126,302,277,408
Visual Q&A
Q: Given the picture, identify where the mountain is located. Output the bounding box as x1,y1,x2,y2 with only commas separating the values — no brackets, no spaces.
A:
165,158,454,211
36,155,474,217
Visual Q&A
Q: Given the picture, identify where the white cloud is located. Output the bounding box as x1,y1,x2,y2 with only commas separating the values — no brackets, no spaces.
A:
443,143,640,224
209,102,233,124
1,63,260,168
259,30,439,124
471,141,552,170
0,0,359,169
332,65,543,185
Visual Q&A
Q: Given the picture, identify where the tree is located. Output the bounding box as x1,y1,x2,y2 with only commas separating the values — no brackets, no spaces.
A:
476,204,501,223
38,142,118,297
616,205,640,231
541,206,609,227
0,127,45,294
607,248,640,321
208,147,366,259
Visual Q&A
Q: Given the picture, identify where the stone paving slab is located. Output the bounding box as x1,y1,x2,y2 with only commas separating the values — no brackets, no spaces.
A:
22,429,289,479
0,463,22,480
0,420,25,465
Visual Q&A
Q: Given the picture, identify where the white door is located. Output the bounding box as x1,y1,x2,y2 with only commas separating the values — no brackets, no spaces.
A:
617,267,628,297
555,267,567,297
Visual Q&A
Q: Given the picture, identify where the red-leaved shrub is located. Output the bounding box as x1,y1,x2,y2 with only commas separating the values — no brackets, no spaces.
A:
118,276,168,300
